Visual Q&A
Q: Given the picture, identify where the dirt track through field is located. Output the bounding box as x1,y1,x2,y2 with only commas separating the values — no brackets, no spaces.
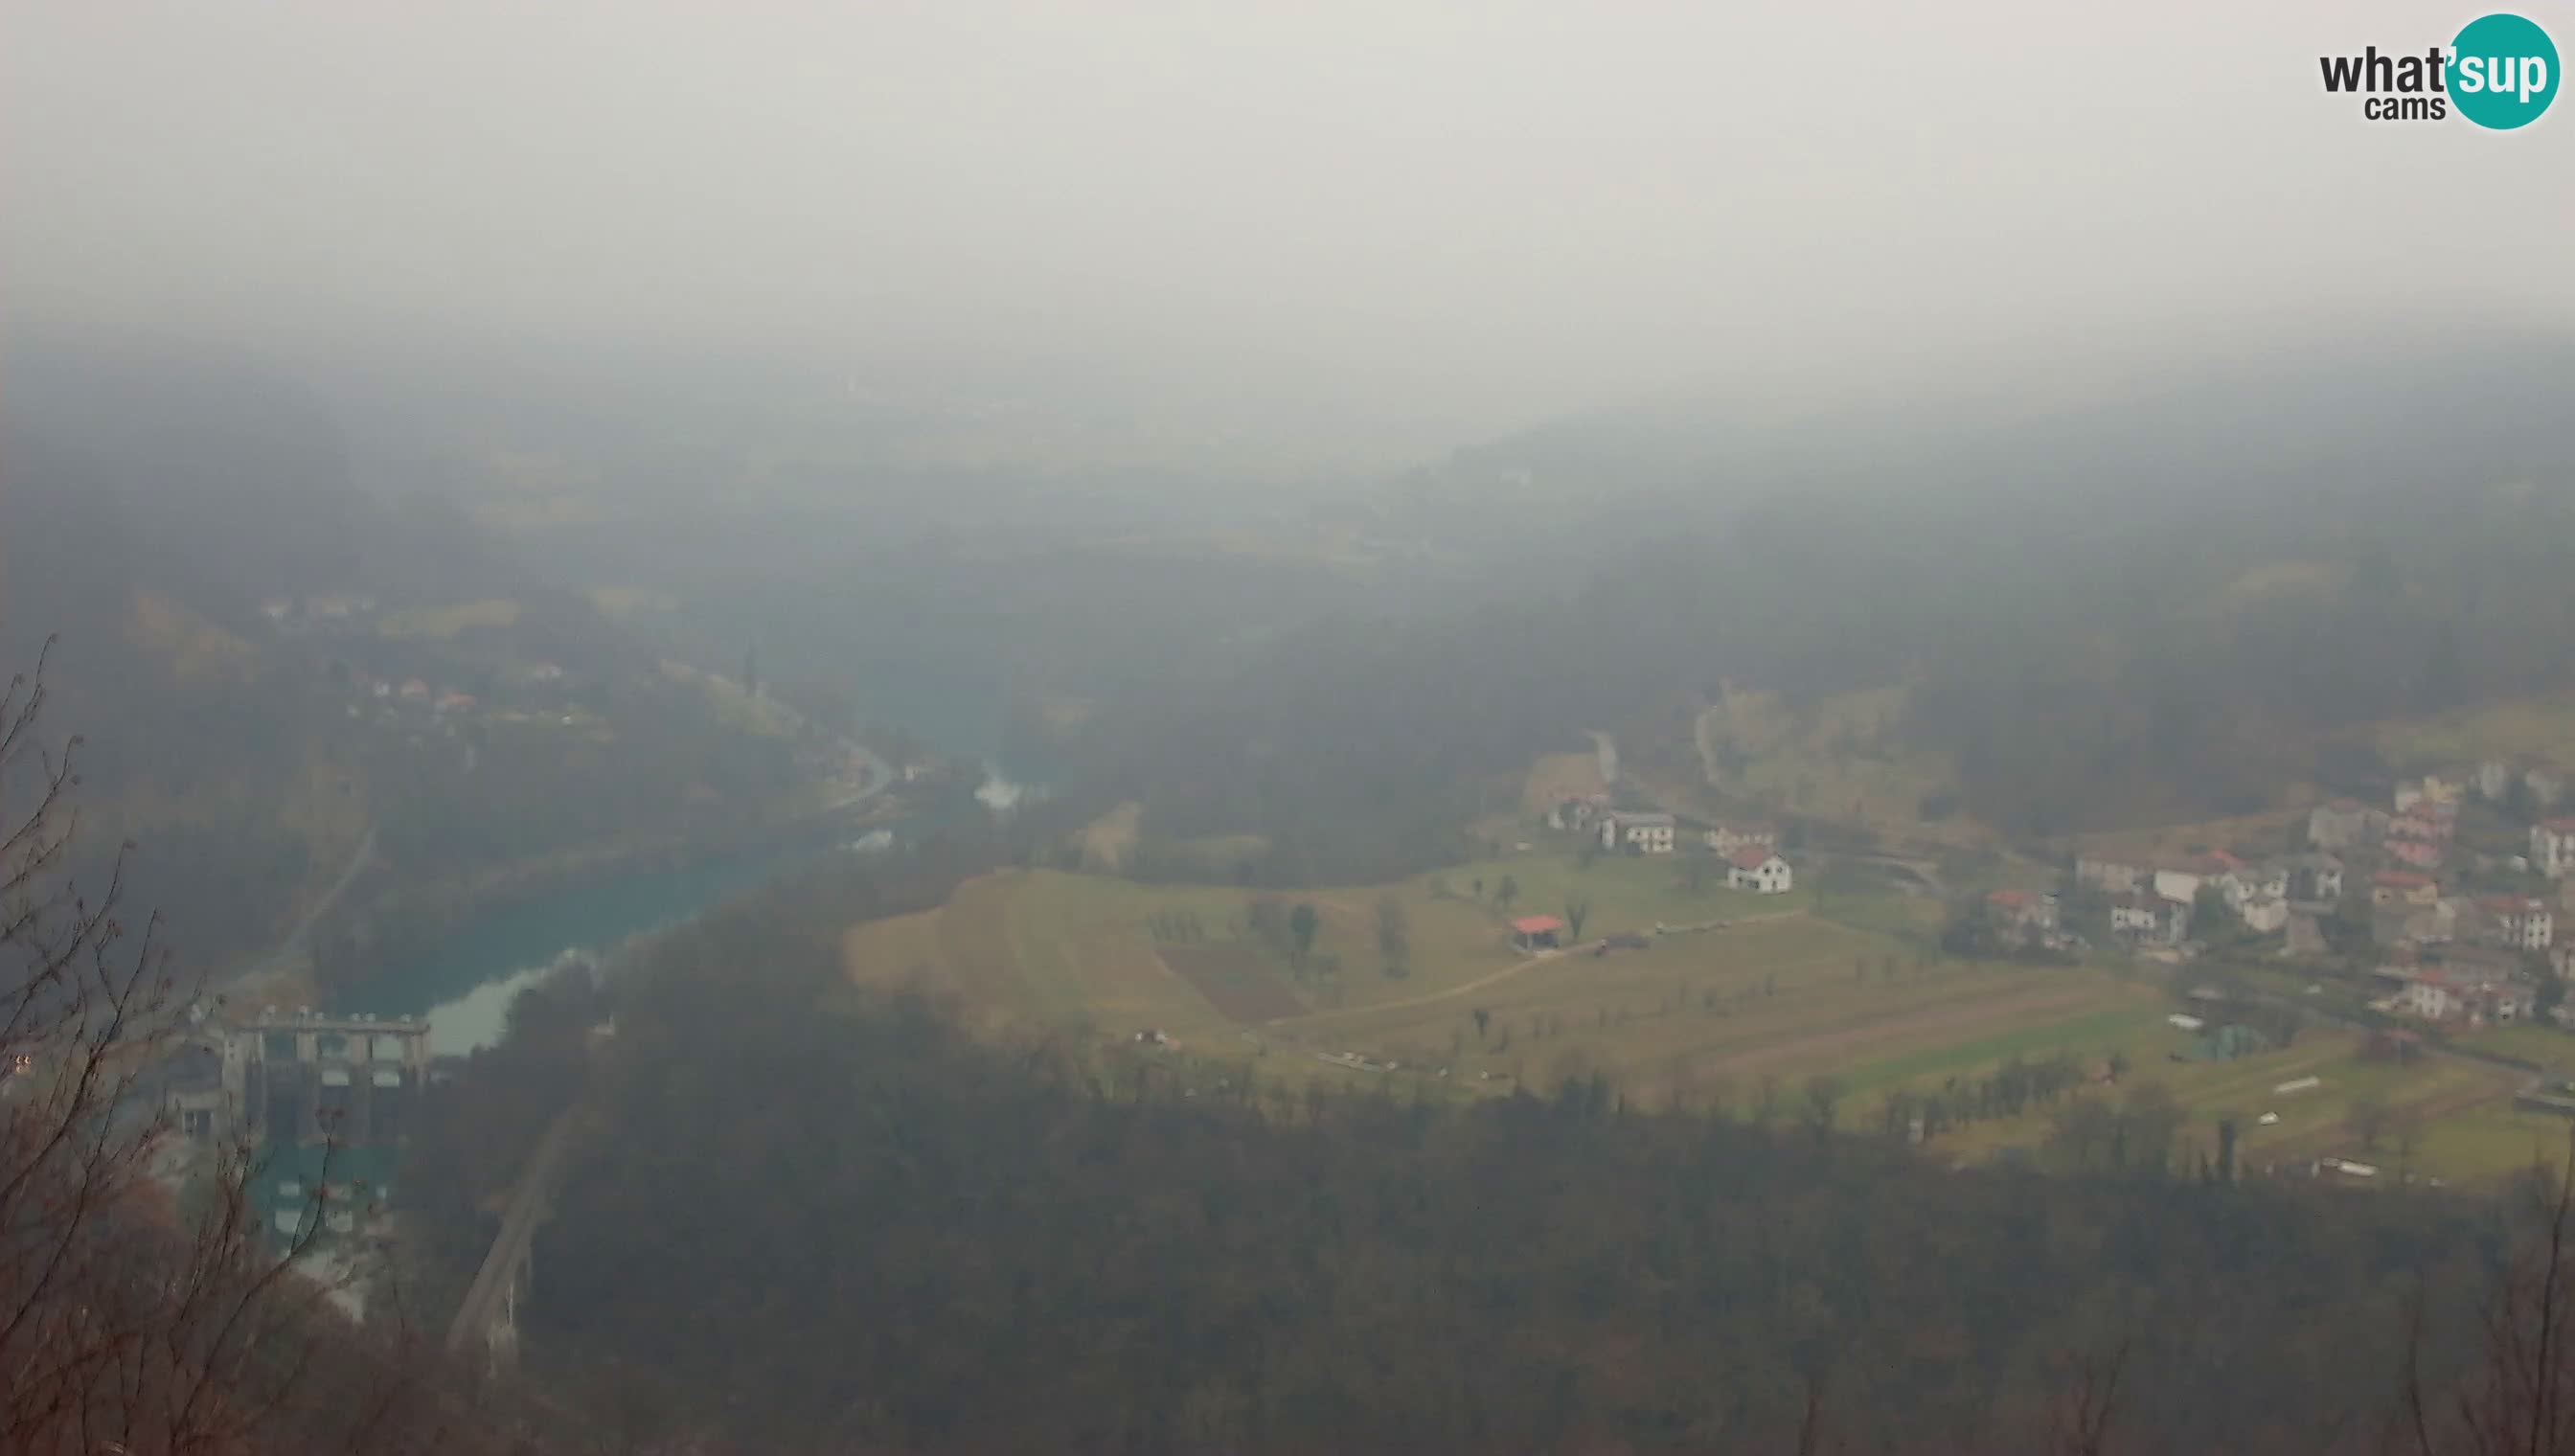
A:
1270,909,1812,1027
1645,981,2116,1096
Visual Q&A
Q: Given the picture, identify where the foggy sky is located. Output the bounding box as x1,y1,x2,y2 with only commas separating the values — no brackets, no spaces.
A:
7,0,2572,468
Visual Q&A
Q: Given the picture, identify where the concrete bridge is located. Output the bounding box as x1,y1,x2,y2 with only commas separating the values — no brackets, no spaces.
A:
444,1103,584,1379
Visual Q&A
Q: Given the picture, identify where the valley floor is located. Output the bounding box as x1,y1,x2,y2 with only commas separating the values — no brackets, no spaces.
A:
840,846,2573,1188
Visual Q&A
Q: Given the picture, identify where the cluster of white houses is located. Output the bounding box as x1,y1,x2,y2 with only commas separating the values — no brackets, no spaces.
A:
2070,761,2575,1027
1545,797,1794,895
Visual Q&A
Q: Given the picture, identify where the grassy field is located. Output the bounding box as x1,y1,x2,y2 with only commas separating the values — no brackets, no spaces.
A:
2068,806,2313,864
843,854,2147,1110
378,599,522,640
1898,1010,2546,1185
1424,849,1816,939
585,586,676,621
2466,1023,2575,1078
128,589,259,682
835,844,2575,1187
2374,693,2575,773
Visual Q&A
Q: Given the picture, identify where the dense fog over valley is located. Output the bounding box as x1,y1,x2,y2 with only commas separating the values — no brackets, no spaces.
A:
6,4,2575,1453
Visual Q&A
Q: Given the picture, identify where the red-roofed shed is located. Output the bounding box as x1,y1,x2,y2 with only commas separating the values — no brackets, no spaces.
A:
1510,916,1566,951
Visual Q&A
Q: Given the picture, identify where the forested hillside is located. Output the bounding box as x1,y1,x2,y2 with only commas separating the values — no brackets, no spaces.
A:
408,839,2551,1456
0,336,807,975
1053,338,2575,872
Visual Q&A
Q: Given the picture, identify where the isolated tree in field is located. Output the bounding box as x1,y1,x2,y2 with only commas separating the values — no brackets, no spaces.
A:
1375,896,1410,974
2348,1092,2393,1152
1565,896,1591,941
1803,1074,1845,1137
1682,854,1712,895
1470,877,1483,899
1288,902,1320,963
1472,1007,1491,1042
1495,876,1519,913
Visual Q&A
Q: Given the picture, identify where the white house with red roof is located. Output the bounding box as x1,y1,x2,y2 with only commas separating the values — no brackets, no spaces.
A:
2401,965,2535,1025
2155,852,2242,907
1725,847,1792,895
1985,888,2060,933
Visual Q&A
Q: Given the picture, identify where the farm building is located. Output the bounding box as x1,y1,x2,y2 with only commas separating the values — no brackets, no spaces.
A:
2400,966,2535,1026
1725,848,1793,895
1985,888,2060,933
2110,893,2188,946
1602,812,1676,855
1510,916,1566,952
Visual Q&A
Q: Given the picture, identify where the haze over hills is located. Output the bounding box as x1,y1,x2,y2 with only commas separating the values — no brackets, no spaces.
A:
17,2,2575,1451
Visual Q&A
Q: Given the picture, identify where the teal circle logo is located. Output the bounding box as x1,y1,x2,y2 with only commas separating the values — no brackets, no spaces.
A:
2451,12,2559,128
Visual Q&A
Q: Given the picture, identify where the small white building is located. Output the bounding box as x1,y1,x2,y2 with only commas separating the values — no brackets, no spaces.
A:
2240,893,2290,935
2155,853,2243,909
1984,888,2061,933
2110,893,2189,945
2288,853,2344,903
2234,861,2290,909
1725,848,1793,894
2402,967,2535,1025
1604,811,1676,855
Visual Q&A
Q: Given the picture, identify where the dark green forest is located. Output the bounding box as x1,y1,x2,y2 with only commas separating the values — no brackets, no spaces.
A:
391,843,2566,1455
1052,343,2575,874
